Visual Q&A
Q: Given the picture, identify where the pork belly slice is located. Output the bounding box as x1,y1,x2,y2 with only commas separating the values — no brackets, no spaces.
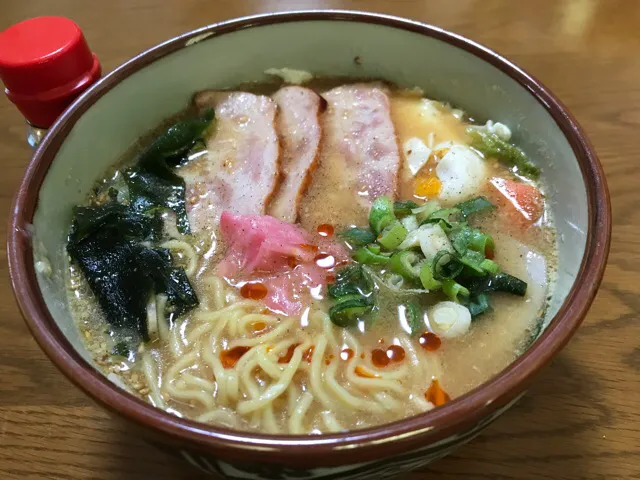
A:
300,83,401,228
179,91,280,232
267,86,323,223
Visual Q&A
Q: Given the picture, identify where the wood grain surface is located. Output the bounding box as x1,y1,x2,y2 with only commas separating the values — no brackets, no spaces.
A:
0,1,638,479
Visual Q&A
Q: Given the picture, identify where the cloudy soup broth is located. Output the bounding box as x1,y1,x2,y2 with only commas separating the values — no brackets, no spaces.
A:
66,76,556,434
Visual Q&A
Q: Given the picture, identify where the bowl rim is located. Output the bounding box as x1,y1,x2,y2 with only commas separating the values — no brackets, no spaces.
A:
8,9,611,467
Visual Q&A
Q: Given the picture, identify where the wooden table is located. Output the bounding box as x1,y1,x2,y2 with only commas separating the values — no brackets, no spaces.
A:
1,1,638,478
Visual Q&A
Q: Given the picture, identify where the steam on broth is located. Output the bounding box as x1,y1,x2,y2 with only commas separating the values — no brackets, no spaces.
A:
66,78,556,434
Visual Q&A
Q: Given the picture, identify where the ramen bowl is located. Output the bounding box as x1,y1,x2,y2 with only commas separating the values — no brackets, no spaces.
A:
8,10,610,480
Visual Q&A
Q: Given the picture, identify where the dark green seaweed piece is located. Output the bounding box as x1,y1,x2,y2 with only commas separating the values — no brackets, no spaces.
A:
67,202,198,341
111,342,131,357
125,109,214,234
69,202,162,244
466,293,491,318
464,272,528,297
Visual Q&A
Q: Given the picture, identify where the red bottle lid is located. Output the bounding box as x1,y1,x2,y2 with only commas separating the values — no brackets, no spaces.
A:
0,16,101,128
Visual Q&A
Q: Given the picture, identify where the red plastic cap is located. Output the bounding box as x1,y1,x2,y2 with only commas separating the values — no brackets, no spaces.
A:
0,16,101,128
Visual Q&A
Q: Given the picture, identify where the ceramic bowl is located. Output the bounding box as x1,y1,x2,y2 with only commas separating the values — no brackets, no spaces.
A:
8,10,610,480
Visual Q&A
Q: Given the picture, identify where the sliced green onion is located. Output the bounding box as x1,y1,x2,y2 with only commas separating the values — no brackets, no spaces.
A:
386,273,405,289
402,301,423,336
401,215,419,232
338,227,376,247
425,208,460,231
353,245,391,265
328,279,362,298
442,279,470,302
479,258,499,274
432,250,464,281
419,262,442,290
455,196,495,219
368,244,382,254
329,265,374,298
466,293,491,318
394,200,419,217
369,196,396,234
377,221,408,250
449,226,494,256
389,250,423,280
458,250,486,274
411,200,441,223
329,295,373,327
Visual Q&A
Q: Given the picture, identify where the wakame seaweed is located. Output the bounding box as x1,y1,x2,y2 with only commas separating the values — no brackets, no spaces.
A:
67,202,199,340
464,272,528,297
66,110,212,340
125,108,214,234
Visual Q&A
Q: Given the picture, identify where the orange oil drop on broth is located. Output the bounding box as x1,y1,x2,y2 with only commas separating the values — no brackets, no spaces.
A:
66,81,556,434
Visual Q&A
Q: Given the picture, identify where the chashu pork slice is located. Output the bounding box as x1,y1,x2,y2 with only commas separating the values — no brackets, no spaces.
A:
299,83,401,229
179,91,280,232
268,86,323,223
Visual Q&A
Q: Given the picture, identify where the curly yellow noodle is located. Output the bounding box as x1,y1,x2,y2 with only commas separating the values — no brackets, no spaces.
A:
289,391,313,434
160,240,198,277
142,276,440,433
237,343,308,415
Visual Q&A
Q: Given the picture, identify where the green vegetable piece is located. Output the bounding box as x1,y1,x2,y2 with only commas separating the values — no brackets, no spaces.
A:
425,208,461,231
143,109,215,162
338,227,376,247
389,250,423,280
466,293,491,318
465,272,528,297
468,129,540,179
411,200,441,223
458,250,486,274
455,196,495,219
432,250,464,281
125,109,215,234
479,258,499,274
449,225,494,257
329,296,373,327
393,200,419,217
67,201,199,341
353,245,391,265
442,278,470,302
111,342,130,357
377,221,408,250
329,264,375,299
369,196,396,234
327,280,362,298
419,262,442,290
69,202,162,245
367,244,382,254
403,301,424,336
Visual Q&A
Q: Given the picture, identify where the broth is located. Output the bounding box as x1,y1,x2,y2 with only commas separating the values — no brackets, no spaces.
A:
67,79,556,434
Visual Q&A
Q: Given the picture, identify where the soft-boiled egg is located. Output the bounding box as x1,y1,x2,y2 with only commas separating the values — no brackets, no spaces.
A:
435,145,488,203
403,137,432,176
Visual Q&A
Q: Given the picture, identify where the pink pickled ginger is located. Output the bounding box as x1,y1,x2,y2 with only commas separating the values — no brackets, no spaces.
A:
217,212,348,315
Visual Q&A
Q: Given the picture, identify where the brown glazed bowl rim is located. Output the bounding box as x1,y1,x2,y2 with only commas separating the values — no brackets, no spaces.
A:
8,10,611,467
